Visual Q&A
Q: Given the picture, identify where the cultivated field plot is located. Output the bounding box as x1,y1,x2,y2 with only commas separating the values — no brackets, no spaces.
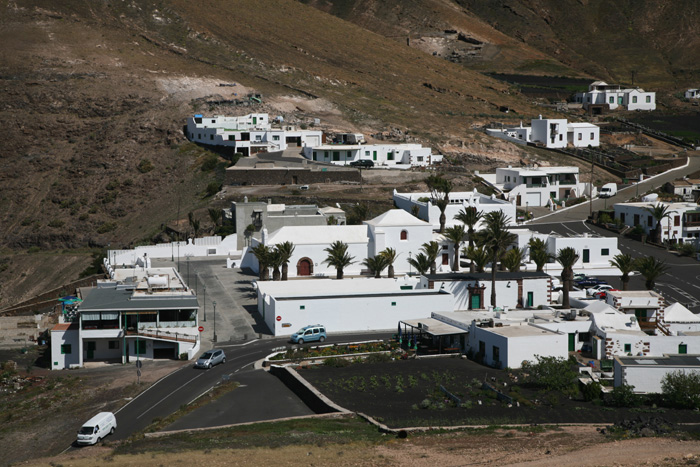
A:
299,357,699,429
630,115,700,143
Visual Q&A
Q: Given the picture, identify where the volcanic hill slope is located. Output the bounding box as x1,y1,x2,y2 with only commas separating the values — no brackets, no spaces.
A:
1,0,698,307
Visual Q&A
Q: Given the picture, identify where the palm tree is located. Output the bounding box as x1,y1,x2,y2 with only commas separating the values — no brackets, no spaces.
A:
609,253,635,291
556,247,579,309
421,241,440,275
276,241,295,281
251,244,272,281
465,246,489,273
362,255,390,278
348,203,371,225
380,247,398,278
208,208,222,229
407,252,431,275
269,248,284,281
530,249,553,272
324,241,355,279
191,219,201,239
443,225,467,272
501,247,526,273
482,211,517,307
426,174,453,233
635,256,669,290
454,207,483,249
644,203,674,244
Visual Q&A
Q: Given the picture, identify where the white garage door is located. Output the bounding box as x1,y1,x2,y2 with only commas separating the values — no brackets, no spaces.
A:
305,136,320,147
526,192,542,206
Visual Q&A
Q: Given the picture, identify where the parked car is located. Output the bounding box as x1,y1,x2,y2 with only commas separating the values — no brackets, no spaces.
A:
349,159,374,168
599,183,618,198
594,289,618,300
76,412,117,446
573,273,588,281
194,349,226,369
290,324,327,344
586,284,615,296
575,278,607,288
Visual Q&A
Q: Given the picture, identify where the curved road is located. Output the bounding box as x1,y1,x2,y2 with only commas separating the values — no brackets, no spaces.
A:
64,331,390,450
529,153,700,224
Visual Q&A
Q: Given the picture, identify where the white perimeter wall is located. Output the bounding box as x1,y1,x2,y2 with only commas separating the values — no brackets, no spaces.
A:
427,277,551,311
615,364,698,393
260,290,453,336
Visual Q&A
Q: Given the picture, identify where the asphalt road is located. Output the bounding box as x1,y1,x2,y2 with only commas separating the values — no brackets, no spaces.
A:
529,153,700,224
99,331,391,443
528,221,700,309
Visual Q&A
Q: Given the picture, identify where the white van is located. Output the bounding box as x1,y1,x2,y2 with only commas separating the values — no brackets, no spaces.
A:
599,183,617,198
76,412,117,445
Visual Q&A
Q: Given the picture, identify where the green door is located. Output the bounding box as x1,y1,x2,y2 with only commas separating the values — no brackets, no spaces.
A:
527,292,534,307
252,116,257,125
618,96,623,106
568,333,575,352
679,344,688,354
470,294,481,310
583,249,590,263
372,151,377,161
86,341,96,359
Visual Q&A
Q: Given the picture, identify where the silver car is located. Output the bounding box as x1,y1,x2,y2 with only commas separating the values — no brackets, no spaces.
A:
194,349,226,369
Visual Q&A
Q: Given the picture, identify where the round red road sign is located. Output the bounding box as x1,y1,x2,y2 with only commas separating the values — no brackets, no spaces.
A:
198,326,204,332
276,316,282,321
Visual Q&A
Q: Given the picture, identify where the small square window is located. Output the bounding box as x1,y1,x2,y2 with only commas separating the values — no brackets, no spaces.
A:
646,96,651,103
624,343,631,353
601,248,609,256
108,340,119,350
391,302,396,306
61,344,72,355
300,305,305,310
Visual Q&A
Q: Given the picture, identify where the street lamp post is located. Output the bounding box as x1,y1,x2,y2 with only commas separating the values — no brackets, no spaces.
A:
213,300,217,343
186,256,190,289
203,283,206,322
408,251,412,275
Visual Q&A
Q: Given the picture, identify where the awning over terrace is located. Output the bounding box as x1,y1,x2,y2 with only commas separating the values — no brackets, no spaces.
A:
398,318,467,355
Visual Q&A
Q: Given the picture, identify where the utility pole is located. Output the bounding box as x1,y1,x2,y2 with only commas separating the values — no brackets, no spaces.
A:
213,301,217,343
177,197,181,272
203,283,207,322
589,157,595,218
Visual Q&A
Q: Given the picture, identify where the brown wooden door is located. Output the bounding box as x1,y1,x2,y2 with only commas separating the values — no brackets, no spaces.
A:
298,259,311,276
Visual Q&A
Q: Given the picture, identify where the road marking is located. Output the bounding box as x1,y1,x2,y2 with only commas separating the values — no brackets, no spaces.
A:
115,365,190,415
217,339,258,348
136,372,206,419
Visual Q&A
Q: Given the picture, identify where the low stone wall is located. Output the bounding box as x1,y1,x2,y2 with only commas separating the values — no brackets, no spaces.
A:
226,168,361,186
269,364,350,414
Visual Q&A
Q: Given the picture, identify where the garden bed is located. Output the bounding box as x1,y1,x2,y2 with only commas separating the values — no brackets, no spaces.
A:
299,357,700,429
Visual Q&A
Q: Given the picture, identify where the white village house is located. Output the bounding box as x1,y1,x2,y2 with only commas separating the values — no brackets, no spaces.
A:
240,209,437,278
51,266,200,370
486,116,600,149
575,81,656,111
613,201,700,244
684,89,700,99
302,143,442,168
186,113,323,156
481,165,595,207
393,189,517,231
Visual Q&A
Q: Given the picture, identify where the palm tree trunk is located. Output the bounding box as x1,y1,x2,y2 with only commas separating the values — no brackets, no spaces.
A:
490,254,498,307
282,264,288,281
621,275,628,291
388,265,394,278
439,212,446,233
453,243,460,272
337,268,343,280
430,263,436,275
273,267,281,281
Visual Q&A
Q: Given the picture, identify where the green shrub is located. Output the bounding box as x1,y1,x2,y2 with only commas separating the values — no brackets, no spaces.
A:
581,381,602,402
201,155,219,172
97,222,117,234
661,370,700,409
179,353,188,360
204,182,220,197
607,384,643,408
365,352,391,364
27,246,40,254
324,357,350,368
105,180,120,191
48,219,65,228
137,159,154,173
677,243,698,257
521,355,578,393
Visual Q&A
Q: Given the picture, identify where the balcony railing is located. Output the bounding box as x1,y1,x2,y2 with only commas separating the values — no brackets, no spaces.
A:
126,329,197,343
526,183,546,188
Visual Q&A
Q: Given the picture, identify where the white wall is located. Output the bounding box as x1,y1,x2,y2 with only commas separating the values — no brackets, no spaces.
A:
547,235,619,268
303,144,437,168
51,328,82,370
532,118,568,148
468,323,568,369
109,235,239,267
615,364,699,393
260,289,453,336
